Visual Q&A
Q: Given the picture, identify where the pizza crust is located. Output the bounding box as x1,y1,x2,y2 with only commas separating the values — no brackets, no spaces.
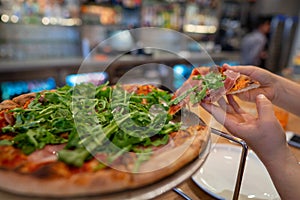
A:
132,125,209,188
0,100,19,111
12,93,36,106
228,74,260,94
0,168,132,197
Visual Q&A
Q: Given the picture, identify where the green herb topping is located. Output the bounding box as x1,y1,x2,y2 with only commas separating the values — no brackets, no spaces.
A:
170,71,225,105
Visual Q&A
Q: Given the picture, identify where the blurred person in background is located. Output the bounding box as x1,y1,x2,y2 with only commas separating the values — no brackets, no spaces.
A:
240,16,272,68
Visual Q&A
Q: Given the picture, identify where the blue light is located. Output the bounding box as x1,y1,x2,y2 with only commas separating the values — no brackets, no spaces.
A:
65,72,108,86
1,78,56,100
174,65,185,75
173,64,193,89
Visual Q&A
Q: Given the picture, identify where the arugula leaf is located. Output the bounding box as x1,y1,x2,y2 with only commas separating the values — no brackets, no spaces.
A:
190,85,207,104
13,128,67,154
193,72,225,90
169,86,198,106
0,140,13,146
2,85,74,154
58,148,90,167
170,71,226,105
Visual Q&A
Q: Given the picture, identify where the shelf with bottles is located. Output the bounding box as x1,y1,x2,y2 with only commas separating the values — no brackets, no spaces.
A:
141,1,182,30
0,0,81,26
141,0,220,35
0,23,81,60
182,0,219,35
80,0,141,27
0,0,84,60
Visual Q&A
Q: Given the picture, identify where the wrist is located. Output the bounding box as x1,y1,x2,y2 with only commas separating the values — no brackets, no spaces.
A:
258,144,296,168
259,144,300,200
273,76,300,116
270,74,284,105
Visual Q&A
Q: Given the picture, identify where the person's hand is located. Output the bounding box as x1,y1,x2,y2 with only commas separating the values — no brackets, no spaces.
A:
223,64,277,103
201,93,287,163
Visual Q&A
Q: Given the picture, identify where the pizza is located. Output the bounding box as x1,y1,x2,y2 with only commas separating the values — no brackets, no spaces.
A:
0,83,210,197
169,66,260,115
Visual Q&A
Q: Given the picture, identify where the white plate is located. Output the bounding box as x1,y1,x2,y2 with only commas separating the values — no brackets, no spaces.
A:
192,143,280,200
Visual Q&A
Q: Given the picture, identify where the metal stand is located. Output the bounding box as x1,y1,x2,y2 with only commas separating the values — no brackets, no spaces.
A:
210,127,248,200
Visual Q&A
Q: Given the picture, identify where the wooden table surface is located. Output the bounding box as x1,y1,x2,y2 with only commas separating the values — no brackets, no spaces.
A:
154,100,300,200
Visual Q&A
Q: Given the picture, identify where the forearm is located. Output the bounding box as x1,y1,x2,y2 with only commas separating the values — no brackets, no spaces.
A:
258,145,300,200
273,75,300,116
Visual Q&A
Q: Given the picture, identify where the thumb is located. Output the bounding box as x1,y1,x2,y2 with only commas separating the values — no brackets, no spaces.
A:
256,94,276,120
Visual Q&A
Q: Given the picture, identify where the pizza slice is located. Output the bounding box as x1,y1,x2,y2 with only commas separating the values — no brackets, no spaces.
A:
169,66,260,115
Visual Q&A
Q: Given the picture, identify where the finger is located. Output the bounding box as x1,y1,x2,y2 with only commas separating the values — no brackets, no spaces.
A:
222,63,232,69
222,64,257,76
201,102,227,124
217,96,227,110
227,95,246,114
223,64,272,86
222,64,265,83
235,90,258,102
200,102,215,114
202,102,245,136
256,94,276,121
218,96,236,114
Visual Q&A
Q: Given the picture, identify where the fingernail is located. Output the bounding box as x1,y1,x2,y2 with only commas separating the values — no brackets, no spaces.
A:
257,94,266,99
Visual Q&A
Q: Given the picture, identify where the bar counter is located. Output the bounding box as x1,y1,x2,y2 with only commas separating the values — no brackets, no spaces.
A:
0,51,240,86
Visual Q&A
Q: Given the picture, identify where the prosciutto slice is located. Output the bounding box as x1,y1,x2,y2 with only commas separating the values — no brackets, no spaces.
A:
223,69,240,91
169,66,241,115
28,144,66,164
205,69,240,102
